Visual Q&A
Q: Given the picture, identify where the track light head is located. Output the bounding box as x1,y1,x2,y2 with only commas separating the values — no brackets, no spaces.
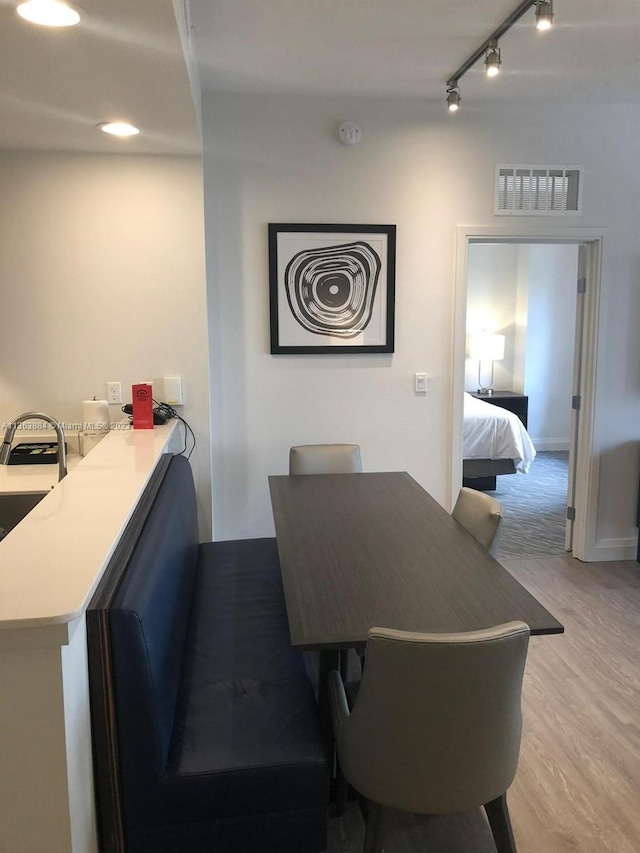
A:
535,0,554,30
446,86,461,113
485,41,502,77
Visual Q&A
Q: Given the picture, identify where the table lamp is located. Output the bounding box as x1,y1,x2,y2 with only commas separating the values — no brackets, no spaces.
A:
469,331,505,394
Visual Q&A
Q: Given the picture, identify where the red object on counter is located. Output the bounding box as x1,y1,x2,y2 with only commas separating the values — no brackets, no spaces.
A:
132,384,154,429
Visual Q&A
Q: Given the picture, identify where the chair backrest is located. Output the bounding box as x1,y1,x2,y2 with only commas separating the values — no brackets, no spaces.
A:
334,622,530,815
289,444,363,475
452,486,503,550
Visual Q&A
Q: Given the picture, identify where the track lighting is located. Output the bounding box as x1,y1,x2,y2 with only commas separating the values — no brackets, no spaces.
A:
446,86,461,113
445,0,557,111
447,88,461,113
484,41,502,77
535,0,554,31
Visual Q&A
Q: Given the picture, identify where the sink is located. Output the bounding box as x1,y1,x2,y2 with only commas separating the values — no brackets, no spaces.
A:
0,492,48,540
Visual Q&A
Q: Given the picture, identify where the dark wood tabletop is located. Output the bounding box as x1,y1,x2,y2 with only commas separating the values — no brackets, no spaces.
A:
269,472,564,649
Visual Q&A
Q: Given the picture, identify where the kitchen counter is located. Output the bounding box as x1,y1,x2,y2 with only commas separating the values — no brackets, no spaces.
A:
0,452,82,494
0,420,183,853
0,421,180,630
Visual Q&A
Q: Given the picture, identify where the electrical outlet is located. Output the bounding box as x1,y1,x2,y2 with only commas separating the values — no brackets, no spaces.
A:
107,381,122,404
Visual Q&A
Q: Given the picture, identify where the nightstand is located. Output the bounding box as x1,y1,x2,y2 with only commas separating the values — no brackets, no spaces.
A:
470,391,528,429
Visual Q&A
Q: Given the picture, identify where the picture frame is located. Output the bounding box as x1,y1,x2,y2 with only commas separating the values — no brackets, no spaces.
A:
268,223,396,354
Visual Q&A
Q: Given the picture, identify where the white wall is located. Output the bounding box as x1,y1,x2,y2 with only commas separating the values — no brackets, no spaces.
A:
523,244,578,450
0,152,212,538
465,243,519,392
514,247,531,393
201,94,640,554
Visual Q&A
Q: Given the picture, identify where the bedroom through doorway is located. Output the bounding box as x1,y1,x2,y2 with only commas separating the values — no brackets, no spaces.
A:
463,241,584,559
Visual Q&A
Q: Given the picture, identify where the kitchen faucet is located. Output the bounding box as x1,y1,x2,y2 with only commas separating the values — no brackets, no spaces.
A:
0,412,67,481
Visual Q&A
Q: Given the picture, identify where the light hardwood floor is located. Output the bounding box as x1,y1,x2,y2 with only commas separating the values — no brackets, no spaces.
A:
326,555,640,853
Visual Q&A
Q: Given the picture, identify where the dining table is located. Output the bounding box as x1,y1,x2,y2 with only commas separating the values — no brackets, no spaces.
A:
268,471,564,739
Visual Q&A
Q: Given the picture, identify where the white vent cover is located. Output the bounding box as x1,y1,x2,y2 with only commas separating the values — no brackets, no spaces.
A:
495,165,583,216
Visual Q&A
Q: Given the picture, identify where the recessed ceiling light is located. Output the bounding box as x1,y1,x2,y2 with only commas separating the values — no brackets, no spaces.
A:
16,0,81,27
97,122,140,138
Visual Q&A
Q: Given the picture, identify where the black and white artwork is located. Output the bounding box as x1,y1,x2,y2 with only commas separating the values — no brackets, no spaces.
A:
269,224,396,354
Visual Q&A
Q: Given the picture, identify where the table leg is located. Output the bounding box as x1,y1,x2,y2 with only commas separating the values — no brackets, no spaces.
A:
318,649,340,749
317,649,342,808
339,648,350,681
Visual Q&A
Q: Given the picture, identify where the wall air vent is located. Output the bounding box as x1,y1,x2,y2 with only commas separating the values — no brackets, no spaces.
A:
495,165,583,216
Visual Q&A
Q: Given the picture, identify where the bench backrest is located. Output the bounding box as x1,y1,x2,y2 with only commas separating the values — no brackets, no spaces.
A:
109,454,199,778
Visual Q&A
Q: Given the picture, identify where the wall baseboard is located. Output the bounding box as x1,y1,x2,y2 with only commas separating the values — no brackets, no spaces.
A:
530,438,570,452
582,537,637,562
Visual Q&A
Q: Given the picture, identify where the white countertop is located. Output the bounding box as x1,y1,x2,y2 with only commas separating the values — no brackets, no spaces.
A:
0,429,85,493
0,454,82,494
0,421,180,634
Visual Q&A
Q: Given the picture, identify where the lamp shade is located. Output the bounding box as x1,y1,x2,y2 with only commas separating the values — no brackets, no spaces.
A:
469,332,505,362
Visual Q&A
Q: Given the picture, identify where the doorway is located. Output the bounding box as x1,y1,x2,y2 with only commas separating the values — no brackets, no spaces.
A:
465,242,578,558
451,227,602,563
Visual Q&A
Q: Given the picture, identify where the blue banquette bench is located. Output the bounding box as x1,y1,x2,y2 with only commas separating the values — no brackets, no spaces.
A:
88,454,329,853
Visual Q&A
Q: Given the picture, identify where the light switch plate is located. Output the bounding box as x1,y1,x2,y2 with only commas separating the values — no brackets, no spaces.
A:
163,376,183,405
414,373,427,393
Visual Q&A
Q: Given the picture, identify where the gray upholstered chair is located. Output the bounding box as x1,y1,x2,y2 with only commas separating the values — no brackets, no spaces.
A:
289,443,363,475
452,486,503,550
329,622,531,853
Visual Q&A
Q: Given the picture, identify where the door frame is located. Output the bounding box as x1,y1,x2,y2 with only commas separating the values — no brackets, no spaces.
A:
565,244,587,552
451,225,604,562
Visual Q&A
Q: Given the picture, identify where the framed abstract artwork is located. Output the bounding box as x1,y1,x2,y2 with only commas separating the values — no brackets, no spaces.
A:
268,223,396,354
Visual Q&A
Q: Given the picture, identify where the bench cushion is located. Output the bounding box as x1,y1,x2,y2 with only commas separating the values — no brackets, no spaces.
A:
168,539,328,818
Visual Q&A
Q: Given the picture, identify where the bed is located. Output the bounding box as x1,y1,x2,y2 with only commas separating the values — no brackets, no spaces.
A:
463,392,536,489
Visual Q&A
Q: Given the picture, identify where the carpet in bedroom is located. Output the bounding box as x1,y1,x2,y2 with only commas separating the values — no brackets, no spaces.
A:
491,451,569,558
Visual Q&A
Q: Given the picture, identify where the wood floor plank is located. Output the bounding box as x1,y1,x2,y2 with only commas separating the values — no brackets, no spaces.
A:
326,555,640,853
505,556,640,853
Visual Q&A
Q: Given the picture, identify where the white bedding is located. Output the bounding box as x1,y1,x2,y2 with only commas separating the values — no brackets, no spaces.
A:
463,392,536,473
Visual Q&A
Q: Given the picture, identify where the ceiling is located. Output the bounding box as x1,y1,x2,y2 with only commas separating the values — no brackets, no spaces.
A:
189,0,640,104
0,0,638,154
0,0,200,154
